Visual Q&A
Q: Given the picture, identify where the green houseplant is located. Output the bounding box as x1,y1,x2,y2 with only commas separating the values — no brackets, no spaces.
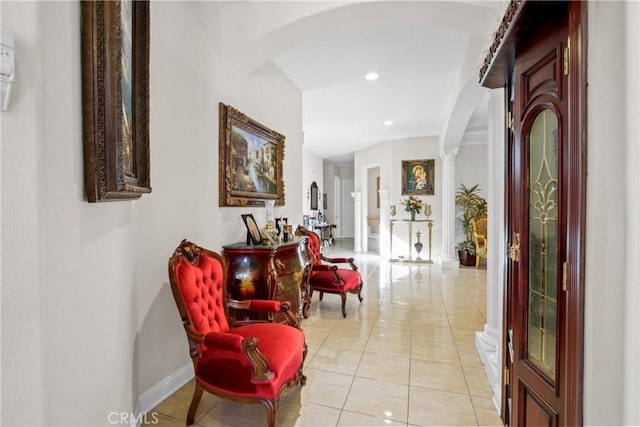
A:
455,184,487,266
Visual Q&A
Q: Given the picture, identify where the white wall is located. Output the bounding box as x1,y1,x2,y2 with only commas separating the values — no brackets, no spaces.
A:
323,161,337,224
367,167,380,216
302,150,323,219
1,2,46,425
323,160,355,237
455,142,488,243
623,2,640,424
584,1,640,425
0,1,304,425
354,136,452,257
366,167,381,238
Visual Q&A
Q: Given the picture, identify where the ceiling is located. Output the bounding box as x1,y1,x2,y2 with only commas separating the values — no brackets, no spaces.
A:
221,1,506,162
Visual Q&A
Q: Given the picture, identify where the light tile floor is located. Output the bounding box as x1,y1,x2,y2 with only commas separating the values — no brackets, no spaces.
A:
149,239,503,427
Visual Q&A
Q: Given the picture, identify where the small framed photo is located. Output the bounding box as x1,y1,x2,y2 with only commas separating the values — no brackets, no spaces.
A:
275,217,288,233
302,215,310,227
402,159,435,195
241,214,263,245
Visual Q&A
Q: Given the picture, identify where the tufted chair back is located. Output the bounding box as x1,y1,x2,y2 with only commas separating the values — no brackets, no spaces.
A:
295,226,322,266
294,226,364,318
471,216,488,268
168,239,308,427
169,239,230,339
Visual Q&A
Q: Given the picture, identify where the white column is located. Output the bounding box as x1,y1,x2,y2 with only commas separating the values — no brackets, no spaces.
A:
440,148,459,267
475,88,505,412
351,192,362,252
379,189,391,259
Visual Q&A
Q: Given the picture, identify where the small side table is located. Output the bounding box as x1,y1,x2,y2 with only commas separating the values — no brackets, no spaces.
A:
314,223,336,247
222,238,312,323
389,219,433,264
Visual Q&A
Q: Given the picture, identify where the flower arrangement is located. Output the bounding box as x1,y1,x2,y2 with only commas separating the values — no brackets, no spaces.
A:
401,196,423,214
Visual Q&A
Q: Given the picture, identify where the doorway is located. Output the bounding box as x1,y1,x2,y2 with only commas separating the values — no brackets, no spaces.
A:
498,2,587,426
366,167,381,254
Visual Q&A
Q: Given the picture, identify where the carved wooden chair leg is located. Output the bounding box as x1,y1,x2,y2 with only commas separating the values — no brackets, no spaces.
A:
187,382,204,425
262,399,278,427
319,291,324,301
340,293,347,318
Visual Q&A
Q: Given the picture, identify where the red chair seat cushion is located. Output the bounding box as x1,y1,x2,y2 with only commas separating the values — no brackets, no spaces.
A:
197,323,305,400
308,268,361,293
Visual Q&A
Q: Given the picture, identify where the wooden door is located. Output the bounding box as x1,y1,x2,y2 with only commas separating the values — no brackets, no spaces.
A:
504,2,585,426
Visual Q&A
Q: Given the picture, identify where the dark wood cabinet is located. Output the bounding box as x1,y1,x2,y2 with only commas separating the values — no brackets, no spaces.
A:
222,238,311,324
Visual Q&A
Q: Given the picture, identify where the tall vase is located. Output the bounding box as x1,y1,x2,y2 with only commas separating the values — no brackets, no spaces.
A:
410,210,416,221
414,231,423,260
264,200,275,228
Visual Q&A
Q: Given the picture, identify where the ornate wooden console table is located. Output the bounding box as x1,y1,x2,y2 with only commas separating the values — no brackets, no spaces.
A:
389,219,434,264
222,238,311,324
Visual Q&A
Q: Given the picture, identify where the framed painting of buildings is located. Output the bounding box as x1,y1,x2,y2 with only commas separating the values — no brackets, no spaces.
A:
219,103,285,206
81,0,151,202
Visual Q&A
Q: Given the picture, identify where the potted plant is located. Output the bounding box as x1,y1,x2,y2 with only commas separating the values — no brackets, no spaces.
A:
455,184,487,266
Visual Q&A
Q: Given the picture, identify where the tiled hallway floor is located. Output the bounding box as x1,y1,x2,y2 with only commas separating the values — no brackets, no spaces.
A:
149,239,503,427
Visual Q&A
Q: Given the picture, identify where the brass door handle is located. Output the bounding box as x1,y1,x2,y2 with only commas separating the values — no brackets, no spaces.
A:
509,232,520,262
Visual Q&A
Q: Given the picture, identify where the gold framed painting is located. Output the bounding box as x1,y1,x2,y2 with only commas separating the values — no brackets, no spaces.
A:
81,0,151,202
219,103,285,206
401,159,435,195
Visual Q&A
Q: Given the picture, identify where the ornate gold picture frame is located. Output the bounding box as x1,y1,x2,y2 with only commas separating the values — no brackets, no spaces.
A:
81,1,151,202
401,159,435,195
219,103,285,206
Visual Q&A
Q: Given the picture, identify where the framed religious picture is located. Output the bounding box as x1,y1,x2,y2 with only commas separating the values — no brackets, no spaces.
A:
219,103,285,206
401,159,435,195
81,1,151,202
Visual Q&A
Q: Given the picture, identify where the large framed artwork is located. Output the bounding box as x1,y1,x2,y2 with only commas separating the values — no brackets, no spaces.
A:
219,103,285,206
401,159,435,195
81,0,151,202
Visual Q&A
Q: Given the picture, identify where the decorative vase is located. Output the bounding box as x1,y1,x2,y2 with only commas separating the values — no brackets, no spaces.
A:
424,204,432,218
414,231,423,260
410,210,416,221
264,200,275,228
390,205,397,217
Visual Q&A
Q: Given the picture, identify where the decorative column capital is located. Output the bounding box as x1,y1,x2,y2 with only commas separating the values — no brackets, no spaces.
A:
440,147,459,162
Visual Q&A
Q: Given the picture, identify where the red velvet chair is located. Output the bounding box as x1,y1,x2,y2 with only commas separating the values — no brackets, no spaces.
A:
168,239,307,426
295,226,364,317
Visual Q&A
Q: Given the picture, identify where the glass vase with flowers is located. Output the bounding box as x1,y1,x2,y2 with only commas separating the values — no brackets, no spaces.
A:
401,196,423,221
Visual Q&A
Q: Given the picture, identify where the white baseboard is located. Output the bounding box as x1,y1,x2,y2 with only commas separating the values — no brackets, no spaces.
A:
132,362,194,427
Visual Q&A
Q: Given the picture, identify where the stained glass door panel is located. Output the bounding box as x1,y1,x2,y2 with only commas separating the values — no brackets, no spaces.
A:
527,109,559,380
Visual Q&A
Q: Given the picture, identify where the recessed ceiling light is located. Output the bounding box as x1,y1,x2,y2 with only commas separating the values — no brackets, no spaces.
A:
365,72,379,81
384,120,393,126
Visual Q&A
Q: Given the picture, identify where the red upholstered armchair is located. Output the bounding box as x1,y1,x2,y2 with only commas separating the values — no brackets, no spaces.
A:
295,226,364,317
168,239,307,426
